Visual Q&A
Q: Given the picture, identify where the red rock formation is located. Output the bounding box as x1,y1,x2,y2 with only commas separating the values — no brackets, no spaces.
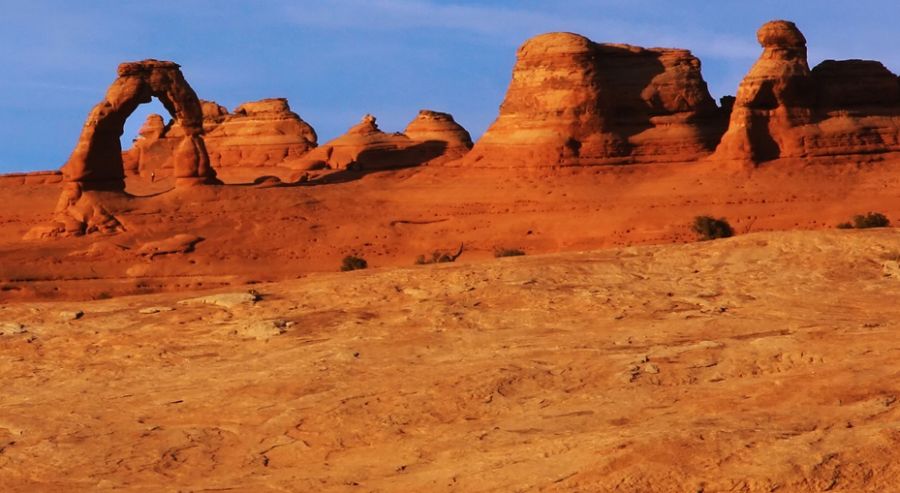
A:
0,171,63,186
125,98,318,174
204,98,317,168
287,111,471,173
62,60,218,190
403,110,473,163
715,20,900,162
463,32,726,167
40,60,219,239
200,100,229,131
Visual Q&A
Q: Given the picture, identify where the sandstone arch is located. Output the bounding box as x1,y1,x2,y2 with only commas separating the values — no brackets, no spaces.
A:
27,60,221,239
62,59,219,190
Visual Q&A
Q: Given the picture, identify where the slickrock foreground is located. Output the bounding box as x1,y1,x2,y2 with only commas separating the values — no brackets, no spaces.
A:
1,230,899,491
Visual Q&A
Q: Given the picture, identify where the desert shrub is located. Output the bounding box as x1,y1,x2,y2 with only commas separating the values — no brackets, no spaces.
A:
95,291,113,300
415,244,464,265
494,248,525,258
850,212,890,229
692,215,734,241
415,251,455,265
340,255,368,272
836,222,853,229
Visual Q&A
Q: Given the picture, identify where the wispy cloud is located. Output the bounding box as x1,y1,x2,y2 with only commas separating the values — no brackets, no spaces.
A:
281,0,554,40
278,0,759,62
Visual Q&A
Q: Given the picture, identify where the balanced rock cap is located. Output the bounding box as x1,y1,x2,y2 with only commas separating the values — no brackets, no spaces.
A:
757,20,806,48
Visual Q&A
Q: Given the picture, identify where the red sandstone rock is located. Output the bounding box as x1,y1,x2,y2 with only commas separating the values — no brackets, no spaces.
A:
0,171,63,186
286,111,471,174
200,100,229,131
137,234,204,258
62,60,218,190
715,21,900,162
125,98,318,175
463,32,726,167
403,110,473,163
204,98,317,168
42,60,219,239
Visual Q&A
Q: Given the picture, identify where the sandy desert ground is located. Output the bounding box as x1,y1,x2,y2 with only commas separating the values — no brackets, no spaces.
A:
2,228,900,491
3,157,900,302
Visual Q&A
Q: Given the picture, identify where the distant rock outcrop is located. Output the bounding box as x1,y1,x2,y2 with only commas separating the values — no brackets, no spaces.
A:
715,20,900,162
205,98,317,168
403,110,473,161
124,98,317,174
463,32,727,167
286,111,472,173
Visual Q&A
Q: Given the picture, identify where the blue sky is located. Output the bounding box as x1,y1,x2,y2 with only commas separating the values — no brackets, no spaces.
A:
0,0,897,172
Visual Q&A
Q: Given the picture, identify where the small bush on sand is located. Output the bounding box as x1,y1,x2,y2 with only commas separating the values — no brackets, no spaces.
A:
839,212,891,229
494,248,525,258
415,244,464,265
693,216,734,241
340,255,368,272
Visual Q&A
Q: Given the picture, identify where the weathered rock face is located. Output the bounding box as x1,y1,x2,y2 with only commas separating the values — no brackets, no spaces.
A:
403,110,470,141
403,110,473,162
125,98,318,174
286,111,472,173
204,98,317,168
715,20,900,162
62,60,218,190
463,32,726,167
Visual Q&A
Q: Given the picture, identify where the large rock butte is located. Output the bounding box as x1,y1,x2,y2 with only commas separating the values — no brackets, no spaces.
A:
124,98,317,174
462,32,727,167
286,111,472,172
715,20,900,162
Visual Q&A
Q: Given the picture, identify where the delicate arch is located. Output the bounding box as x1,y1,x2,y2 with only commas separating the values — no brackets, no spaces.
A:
61,59,218,190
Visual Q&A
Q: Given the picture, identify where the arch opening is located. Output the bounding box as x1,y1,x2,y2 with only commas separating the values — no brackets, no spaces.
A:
121,98,169,153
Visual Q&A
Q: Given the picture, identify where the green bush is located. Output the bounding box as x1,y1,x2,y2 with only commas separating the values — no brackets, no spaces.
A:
692,216,734,241
340,255,368,272
846,212,890,229
494,248,525,258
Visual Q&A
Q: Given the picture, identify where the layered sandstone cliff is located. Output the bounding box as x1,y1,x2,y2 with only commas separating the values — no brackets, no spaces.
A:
124,98,317,175
715,20,900,162
462,32,727,167
286,111,472,172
